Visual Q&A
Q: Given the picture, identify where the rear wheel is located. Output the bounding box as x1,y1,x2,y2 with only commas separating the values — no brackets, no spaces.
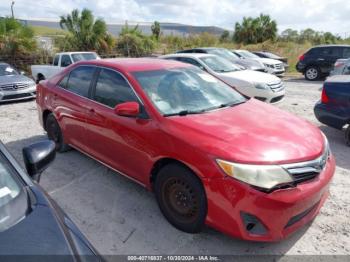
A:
45,113,70,152
305,66,320,81
346,125,350,146
154,163,207,233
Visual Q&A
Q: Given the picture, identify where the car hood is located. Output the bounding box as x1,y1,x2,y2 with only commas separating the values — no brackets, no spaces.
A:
0,74,35,85
234,59,265,69
255,57,282,65
165,99,324,164
217,70,281,85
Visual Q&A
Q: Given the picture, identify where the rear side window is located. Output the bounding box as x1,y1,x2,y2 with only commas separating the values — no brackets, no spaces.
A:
93,68,138,108
343,48,350,58
53,55,59,66
66,66,95,97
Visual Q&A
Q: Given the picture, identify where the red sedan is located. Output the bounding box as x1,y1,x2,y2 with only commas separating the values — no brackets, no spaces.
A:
36,58,335,241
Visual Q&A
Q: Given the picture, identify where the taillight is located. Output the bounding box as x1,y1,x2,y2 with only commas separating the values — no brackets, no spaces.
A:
334,61,344,68
321,87,329,104
299,54,305,61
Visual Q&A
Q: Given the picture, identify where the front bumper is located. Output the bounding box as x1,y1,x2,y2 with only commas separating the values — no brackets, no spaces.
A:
0,86,36,102
203,154,335,242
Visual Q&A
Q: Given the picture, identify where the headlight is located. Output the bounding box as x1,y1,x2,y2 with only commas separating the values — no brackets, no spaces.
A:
254,83,268,89
216,160,293,189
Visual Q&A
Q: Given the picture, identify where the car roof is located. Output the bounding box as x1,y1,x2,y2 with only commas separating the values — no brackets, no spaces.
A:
312,45,350,48
161,53,215,59
56,51,98,55
76,58,191,72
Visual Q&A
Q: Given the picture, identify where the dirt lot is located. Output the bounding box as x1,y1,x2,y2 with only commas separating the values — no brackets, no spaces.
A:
0,78,349,256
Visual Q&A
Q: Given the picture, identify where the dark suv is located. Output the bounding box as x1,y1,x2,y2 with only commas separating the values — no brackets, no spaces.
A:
296,45,350,81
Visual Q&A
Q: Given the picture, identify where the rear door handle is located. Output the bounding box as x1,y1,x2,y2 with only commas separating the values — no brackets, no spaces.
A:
88,108,95,114
317,58,325,61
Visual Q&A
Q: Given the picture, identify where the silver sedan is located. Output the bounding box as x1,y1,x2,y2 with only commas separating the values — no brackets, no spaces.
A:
0,62,36,103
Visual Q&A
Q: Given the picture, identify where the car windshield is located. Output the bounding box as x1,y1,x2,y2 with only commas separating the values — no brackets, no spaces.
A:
0,65,19,76
0,152,28,232
71,53,99,62
237,50,260,59
207,49,239,61
200,56,241,73
133,67,246,116
262,52,281,59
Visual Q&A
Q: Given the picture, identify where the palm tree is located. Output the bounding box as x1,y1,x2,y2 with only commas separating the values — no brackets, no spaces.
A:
59,9,113,53
0,17,36,63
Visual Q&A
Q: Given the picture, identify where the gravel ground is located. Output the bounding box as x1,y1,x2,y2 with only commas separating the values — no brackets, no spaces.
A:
0,78,349,256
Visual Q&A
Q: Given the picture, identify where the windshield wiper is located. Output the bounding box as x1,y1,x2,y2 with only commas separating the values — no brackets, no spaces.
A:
163,109,206,117
202,101,245,112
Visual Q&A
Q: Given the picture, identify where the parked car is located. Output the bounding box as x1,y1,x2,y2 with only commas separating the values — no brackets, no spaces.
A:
0,140,100,258
296,45,350,81
314,75,350,145
176,47,267,72
31,52,100,83
0,62,36,103
232,50,285,75
253,51,289,70
160,53,285,103
37,58,335,242
330,58,350,76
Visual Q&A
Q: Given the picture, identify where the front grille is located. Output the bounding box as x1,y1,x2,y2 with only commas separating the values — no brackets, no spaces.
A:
270,95,284,103
274,63,284,70
282,142,330,185
285,202,319,228
0,82,31,91
268,82,284,92
2,93,34,100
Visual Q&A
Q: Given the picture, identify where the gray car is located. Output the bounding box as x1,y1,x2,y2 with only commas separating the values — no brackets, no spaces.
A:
176,47,267,72
0,62,36,102
330,58,350,76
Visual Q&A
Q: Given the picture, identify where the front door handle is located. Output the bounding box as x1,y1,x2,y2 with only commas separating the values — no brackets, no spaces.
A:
88,108,95,114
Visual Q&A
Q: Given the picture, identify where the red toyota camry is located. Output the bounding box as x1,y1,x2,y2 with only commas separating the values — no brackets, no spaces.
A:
36,58,335,242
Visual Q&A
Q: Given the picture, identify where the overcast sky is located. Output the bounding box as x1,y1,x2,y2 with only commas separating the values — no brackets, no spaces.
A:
1,0,349,36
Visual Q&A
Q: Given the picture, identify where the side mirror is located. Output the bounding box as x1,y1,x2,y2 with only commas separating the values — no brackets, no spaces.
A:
20,71,26,75
22,140,56,183
114,102,140,117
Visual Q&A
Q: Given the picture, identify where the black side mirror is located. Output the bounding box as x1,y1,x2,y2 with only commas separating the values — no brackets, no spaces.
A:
22,141,56,183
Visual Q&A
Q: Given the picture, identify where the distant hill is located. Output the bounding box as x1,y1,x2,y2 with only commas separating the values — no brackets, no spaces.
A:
21,19,228,36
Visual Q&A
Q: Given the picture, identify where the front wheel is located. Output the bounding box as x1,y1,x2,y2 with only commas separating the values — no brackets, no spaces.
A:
45,113,70,152
305,66,320,81
154,163,207,233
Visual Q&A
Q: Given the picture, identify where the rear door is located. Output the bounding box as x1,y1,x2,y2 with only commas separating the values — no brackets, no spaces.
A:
316,47,342,73
84,67,153,183
52,66,97,151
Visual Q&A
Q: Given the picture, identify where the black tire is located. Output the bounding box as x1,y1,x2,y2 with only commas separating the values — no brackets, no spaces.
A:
45,113,70,153
154,163,207,233
346,125,350,146
305,66,321,81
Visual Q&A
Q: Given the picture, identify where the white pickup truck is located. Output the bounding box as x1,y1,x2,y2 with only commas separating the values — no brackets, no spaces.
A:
31,52,100,83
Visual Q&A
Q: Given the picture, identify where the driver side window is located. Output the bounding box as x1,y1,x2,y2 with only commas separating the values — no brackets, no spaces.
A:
61,55,72,67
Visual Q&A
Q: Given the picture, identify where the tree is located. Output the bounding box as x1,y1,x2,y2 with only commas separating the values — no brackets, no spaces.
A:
151,21,161,40
280,28,299,42
233,14,277,44
219,30,230,43
117,22,156,57
0,17,37,63
59,9,114,53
